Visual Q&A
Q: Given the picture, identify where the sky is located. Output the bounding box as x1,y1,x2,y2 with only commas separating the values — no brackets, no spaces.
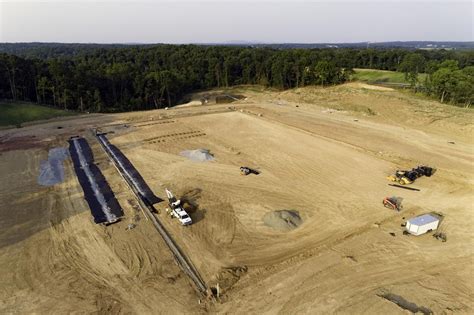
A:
0,0,472,43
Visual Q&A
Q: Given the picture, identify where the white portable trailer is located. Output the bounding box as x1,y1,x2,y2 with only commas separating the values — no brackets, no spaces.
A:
406,214,439,236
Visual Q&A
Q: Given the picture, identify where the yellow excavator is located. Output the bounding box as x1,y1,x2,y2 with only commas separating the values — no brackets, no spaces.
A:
387,166,436,185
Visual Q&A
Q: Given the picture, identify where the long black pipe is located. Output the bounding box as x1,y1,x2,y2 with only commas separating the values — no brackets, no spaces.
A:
388,184,421,191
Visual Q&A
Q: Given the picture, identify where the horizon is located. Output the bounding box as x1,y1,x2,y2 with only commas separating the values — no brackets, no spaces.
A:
1,40,473,46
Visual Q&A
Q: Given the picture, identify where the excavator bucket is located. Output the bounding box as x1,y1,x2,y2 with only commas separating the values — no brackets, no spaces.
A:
387,175,397,182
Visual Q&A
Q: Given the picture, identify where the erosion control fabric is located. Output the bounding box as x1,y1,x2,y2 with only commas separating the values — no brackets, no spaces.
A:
68,137,123,224
97,134,162,205
37,147,69,186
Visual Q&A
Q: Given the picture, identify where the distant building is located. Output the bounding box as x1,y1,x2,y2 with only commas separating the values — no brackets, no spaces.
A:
406,214,439,236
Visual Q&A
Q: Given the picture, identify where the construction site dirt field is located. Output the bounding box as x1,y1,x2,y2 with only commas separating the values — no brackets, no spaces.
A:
0,83,473,314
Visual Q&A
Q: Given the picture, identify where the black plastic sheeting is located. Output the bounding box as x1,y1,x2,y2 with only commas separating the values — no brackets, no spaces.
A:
68,137,123,224
97,134,162,205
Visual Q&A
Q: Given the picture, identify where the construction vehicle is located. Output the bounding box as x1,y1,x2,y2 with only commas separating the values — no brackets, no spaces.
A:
165,189,192,226
387,165,436,185
433,232,447,242
240,166,260,176
383,196,403,211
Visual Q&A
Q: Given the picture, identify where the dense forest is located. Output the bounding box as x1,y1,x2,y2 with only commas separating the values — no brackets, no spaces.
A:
1,42,473,58
0,44,473,112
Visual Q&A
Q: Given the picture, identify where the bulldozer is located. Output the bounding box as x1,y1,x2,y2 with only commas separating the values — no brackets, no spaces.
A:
387,165,436,185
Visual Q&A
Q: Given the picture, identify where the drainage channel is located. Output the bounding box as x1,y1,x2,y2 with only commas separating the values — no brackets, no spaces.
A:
94,132,208,294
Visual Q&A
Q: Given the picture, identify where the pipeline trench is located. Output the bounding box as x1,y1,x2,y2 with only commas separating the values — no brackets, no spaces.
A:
94,132,208,295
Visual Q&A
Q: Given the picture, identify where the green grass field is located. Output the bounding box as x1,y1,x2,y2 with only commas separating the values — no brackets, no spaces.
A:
0,101,75,127
352,68,427,84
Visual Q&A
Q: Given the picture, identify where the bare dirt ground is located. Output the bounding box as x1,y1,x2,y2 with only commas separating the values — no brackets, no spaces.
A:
0,84,472,314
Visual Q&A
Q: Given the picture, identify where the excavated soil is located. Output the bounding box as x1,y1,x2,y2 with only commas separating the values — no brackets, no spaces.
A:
263,210,302,231
0,83,473,314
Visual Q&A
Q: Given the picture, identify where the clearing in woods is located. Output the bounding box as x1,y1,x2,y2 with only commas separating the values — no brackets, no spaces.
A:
0,83,472,314
0,101,76,127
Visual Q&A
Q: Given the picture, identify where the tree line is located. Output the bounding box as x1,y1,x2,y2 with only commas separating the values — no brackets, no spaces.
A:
398,52,473,106
0,45,472,112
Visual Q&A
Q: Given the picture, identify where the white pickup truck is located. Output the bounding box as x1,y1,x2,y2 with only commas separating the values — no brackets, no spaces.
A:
165,189,192,226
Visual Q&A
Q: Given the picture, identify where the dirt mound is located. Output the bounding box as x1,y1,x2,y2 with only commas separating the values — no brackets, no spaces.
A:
175,100,202,108
263,210,302,232
180,149,214,162
347,82,394,91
